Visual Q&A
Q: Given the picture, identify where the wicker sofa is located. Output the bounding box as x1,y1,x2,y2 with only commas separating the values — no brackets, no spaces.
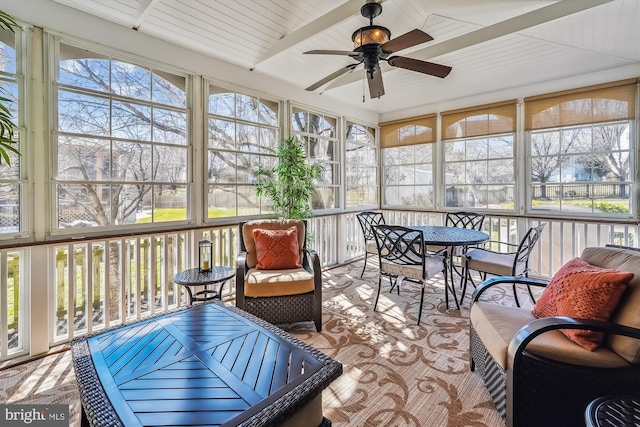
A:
469,245,640,427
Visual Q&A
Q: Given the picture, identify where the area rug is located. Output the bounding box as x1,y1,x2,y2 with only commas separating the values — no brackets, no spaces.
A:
0,260,522,426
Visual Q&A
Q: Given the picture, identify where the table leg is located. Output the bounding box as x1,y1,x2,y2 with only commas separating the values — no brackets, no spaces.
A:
445,246,460,310
184,286,194,305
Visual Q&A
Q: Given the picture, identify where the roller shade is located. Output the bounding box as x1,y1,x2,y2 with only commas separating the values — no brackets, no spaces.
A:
442,100,517,140
380,113,436,148
524,79,638,130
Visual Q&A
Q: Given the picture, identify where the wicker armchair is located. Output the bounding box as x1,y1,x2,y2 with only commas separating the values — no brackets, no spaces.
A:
236,219,323,332
469,246,640,427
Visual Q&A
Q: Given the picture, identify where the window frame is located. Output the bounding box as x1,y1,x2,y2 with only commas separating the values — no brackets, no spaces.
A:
204,81,282,222
50,37,192,235
344,118,379,211
0,23,28,241
290,103,342,214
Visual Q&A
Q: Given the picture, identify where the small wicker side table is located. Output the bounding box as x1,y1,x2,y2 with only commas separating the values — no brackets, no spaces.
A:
585,396,640,427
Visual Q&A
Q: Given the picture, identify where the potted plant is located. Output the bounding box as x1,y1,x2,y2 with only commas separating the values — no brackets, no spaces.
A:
0,10,20,165
254,135,323,220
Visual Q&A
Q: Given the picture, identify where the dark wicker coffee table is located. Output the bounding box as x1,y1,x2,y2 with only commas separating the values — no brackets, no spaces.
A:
71,300,342,426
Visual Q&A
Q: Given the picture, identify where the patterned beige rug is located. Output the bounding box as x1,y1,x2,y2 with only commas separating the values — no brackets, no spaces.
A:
1,260,517,426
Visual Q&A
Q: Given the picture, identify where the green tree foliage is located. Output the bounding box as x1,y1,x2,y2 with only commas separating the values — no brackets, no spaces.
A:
254,136,323,219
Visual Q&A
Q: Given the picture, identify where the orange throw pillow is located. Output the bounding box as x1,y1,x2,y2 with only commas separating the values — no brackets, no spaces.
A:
253,226,302,270
532,257,633,351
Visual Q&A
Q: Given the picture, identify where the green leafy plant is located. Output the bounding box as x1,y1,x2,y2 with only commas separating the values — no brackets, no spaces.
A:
254,135,323,219
0,10,20,165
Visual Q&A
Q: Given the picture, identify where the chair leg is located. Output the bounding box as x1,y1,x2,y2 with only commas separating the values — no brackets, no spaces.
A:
513,282,521,307
418,285,425,325
360,252,368,278
374,275,383,312
446,260,459,310
460,262,474,307
526,282,537,304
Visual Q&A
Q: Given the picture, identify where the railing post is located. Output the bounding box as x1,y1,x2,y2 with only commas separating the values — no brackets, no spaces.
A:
30,245,49,356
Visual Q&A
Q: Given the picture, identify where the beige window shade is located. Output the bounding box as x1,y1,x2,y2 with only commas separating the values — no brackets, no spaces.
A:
380,114,436,148
524,79,638,130
441,100,517,140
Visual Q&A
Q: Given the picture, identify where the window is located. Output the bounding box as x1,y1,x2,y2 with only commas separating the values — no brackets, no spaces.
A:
206,84,279,218
55,42,189,229
345,121,378,208
0,25,23,235
381,114,436,208
291,106,339,211
442,102,516,210
526,80,635,216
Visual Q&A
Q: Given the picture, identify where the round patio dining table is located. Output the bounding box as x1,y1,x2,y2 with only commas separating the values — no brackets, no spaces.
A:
408,225,489,308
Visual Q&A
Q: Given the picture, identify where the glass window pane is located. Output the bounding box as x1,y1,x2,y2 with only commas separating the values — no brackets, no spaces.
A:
112,101,152,140
151,185,187,222
208,119,235,149
111,61,151,100
153,108,187,145
258,99,278,126
0,183,19,232
0,28,17,73
152,71,186,108
59,90,110,136
112,141,152,181
59,45,109,91
208,185,236,218
155,146,187,183
208,89,235,117
58,183,110,228
208,151,236,184
58,136,110,181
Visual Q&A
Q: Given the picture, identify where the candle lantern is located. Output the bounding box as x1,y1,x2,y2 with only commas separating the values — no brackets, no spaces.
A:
199,239,212,272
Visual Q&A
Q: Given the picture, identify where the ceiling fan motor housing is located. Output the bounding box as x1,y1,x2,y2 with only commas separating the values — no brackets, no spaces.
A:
361,2,383,21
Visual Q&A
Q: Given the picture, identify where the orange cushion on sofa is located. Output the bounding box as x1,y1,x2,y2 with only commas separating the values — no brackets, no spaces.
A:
532,257,633,351
253,226,303,270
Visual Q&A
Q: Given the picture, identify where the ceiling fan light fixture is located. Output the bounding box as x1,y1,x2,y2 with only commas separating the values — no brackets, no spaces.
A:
352,25,390,48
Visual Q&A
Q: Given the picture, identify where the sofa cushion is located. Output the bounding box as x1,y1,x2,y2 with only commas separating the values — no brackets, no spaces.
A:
253,226,302,270
581,246,640,363
470,302,631,370
242,220,305,269
532,257,632,351
244,267,315,297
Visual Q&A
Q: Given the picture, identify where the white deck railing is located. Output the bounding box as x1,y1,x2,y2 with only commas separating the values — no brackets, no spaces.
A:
0,212,637,362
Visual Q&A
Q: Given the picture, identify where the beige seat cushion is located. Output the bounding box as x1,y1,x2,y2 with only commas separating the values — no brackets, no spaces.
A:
244,267,315,297
581,246,640,363
380,255,444,281
366,241,377,255
470,301,630,370
466,248,515,276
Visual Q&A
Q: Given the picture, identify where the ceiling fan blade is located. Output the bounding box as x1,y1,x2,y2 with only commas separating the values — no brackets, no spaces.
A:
304,49,359,56
306,65,357,91
381,29,433,54
368,69,385,99
388,56,452,78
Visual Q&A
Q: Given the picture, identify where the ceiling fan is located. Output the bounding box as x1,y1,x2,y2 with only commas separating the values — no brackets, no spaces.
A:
304,1,452,99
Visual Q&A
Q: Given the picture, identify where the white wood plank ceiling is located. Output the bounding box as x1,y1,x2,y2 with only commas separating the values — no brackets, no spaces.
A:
51,0,640,116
